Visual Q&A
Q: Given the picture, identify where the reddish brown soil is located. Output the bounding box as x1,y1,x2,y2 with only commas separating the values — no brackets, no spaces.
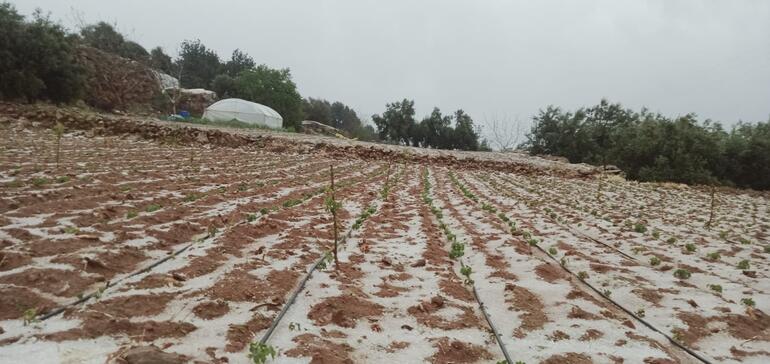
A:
42,311,195,342
284,333,354,364
0,286,56,319
407,296,485,330
385,341,410,353
568,306,600,320
542,352,593,364
225,314,271,352
307,294,383,328
439,277,475,302
505,283,547,338
90,293,174,318
535,262,568,283
192,300,229,320
0,268,96,297
429,337,493,364
579,328,604,341
0,251,31,271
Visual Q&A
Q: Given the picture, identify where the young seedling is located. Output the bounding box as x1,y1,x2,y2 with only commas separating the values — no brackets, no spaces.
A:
548,247,558,256
673,269,691,280
577,271,589,280
737,260,750,270
666,237,677,244
22,308,38,326
741,297,755,307
636,308,646,318
246,213,257,222
126,210,138,219
460,265,473,284
649,256,661,266
324,165,341,271
684,243,696,253
53,122,65,169
764,245,770,254
248,342,277,364
633,223,647,234
146,204,162,213
708,284,722,293
449,241,465,259
706,252,720,261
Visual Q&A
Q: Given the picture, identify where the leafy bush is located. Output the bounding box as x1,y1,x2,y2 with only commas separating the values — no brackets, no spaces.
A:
649,256,661,266
737,260,750,270
673,269,691,279
0,4,83,102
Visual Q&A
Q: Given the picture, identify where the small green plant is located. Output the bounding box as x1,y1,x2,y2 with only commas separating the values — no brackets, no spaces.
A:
649,256,661,266
460,265,473,284
218,186,227,194
633,223,647,234
238,183,248,192
246,214,257,222
31,177,50,187
55,176,70,184
719,231,728,239
560,257,568,267
126,210,138,219
527,238,539,246
666,237,677,244
741,297,755,307
636,308,646,317
248,342,277,364
603,289,612,297
737,260,750,270
146,204,162,213
283,199,302,208
739,237,751,245
706,252,720,261
260,208,269,215
317,251,333,270
288,322,301,331
449,241,465,259
548,247,558,256
63,226,79,234
22,308,38,326
183,193,200,202
708,284,722,293
684,243,696,253
764,245,770,253
577,271,589,280
671,329,684,342
651,230,660,239
673,269,691,279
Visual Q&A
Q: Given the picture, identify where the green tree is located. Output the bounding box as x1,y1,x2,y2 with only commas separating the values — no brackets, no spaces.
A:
149,46,174,74
211,74,237,98
372,99,417,145
420,107,453,149
0,4,83,103
235,65,303,129
224,49,255,77
452,109,480,151
176,39,221,88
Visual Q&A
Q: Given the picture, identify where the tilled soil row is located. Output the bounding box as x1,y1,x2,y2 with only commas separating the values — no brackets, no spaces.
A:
456,170,770,363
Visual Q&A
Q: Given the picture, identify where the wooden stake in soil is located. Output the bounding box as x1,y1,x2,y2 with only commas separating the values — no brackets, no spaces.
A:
706,186,717,229
326,165,340,270
53,122,65,169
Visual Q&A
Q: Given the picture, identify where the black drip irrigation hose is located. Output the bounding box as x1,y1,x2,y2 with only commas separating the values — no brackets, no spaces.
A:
455,174,713,364
260,165,399,345
466,266,513,364
258,253,327,345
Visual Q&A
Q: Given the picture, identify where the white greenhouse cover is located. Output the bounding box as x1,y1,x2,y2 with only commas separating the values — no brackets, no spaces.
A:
202,98,283,128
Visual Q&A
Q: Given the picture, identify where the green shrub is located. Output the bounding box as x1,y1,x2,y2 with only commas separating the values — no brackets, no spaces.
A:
737,260,750,270
649,256,661,266
673,269,691,279
708,284,722,293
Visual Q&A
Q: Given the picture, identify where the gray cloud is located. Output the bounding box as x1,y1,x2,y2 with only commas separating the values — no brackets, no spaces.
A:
14,0,770,137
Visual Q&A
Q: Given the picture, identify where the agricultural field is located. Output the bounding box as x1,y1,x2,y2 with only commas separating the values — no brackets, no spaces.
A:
0,118,768,364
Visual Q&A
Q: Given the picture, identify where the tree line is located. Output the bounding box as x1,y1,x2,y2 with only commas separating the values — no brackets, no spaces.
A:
523,99,770,190
372,99,488,151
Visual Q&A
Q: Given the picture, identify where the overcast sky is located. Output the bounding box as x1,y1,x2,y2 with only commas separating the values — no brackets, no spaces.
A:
13,0,770,137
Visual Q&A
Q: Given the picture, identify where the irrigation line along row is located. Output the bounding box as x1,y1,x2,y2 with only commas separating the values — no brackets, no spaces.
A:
259,164,401,345
423,167,513,363
36,165,383,322
482,174,638,262
453,172,713,364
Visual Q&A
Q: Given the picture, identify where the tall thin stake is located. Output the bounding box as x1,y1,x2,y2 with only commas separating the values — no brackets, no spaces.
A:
329,165,340,270
706,186,716,229
53,122,65,170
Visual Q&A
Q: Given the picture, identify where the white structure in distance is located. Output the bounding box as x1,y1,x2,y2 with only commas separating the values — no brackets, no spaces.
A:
202,98,283,129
